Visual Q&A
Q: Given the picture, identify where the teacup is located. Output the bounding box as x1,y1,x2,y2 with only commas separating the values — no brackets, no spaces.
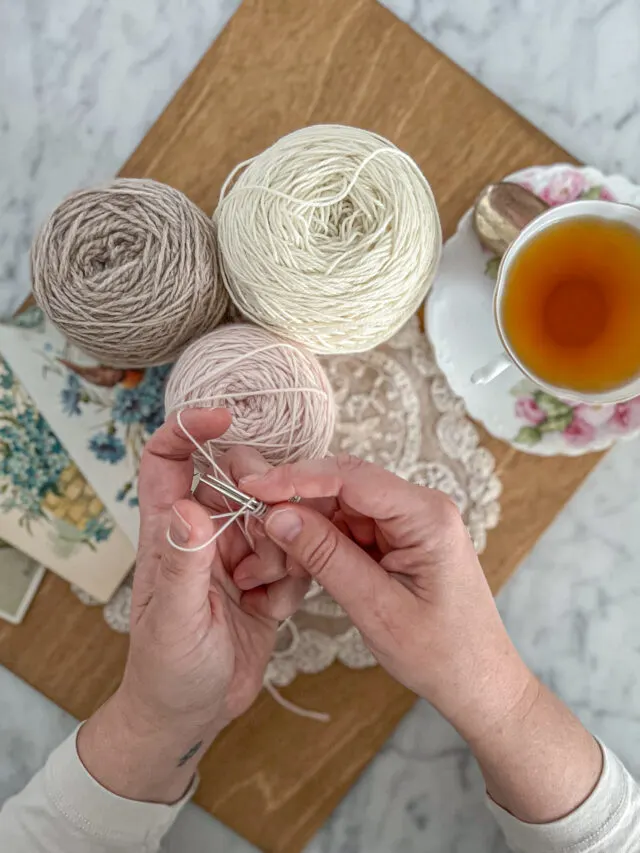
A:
471,199,640,405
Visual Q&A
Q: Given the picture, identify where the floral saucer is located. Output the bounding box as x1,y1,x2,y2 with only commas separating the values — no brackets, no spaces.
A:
426,164,640,456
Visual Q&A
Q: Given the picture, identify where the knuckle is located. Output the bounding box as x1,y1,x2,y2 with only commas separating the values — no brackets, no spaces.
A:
270,462,296,492
424,489,466,539
335,453,367,474
434,491,463,524
160,548,188,582
300,530,340,579
229,445,271,480
269,579,308,621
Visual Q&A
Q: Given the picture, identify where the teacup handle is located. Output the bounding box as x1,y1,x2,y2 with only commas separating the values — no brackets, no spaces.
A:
471,353,512,385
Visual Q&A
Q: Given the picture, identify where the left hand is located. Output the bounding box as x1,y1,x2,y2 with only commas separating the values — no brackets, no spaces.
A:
78,409,309,803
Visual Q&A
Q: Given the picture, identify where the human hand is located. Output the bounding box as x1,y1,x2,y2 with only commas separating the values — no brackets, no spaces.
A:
243,456,603,826
78,410,308,803
241,455,534,741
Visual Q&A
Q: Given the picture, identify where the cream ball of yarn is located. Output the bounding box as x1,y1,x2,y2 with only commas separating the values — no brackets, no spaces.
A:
214,124,442,354
31,178,228,367
164,323,335,466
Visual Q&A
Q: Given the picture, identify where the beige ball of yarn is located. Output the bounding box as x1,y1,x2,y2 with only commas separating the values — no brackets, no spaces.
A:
31,178,228,367
164,323,335,466
214,124,442,354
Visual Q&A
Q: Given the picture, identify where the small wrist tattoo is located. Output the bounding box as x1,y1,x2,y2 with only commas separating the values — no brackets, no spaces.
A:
177,740,203,767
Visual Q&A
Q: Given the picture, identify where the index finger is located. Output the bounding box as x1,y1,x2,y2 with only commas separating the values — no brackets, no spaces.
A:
239,454,434,545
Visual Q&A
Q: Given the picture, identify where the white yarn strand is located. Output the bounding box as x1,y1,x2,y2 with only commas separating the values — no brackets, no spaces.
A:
263,679,331,723
215,124,442,354
165,411,256,554
166,414,332,723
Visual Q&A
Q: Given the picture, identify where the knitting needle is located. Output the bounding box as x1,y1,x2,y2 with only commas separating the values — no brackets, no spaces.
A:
198,472,303,516
198,472,268,518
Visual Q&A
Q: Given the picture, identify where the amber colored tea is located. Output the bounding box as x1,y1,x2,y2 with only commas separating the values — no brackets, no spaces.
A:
501,217,640,392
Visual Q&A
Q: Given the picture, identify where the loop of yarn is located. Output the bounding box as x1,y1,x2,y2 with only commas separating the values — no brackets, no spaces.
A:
167,413,331,723
31,178,228,367
164,323,335,466
214,124,442,354
166,410,254,554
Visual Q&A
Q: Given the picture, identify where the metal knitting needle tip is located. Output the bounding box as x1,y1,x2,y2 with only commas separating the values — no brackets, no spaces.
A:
198,473,268,518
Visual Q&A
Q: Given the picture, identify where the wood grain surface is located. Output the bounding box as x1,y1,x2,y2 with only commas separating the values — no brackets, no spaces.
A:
0,0,605,850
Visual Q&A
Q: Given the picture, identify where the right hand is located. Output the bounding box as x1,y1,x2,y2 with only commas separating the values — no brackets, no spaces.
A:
240,455,535,740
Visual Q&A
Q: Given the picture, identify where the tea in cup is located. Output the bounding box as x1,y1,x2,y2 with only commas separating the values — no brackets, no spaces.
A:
472,199,640,405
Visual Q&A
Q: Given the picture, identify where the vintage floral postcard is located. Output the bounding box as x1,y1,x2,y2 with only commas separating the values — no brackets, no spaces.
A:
0,341,135,602
0,540,45,624
0,307,169,547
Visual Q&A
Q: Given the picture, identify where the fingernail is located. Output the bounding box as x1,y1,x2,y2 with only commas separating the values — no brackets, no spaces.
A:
266,508,302,543
170,506,191,546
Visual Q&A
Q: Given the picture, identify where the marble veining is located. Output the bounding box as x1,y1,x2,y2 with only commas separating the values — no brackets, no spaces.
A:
0,0,241,318
2,1,640,851
0,667,256,852
384,0,640,182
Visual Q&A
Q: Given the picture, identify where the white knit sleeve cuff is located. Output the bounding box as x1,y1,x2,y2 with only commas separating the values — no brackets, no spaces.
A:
486,741,634,853
43,726,197,849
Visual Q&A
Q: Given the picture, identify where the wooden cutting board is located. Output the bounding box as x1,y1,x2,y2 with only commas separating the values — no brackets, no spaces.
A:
0,0,604,850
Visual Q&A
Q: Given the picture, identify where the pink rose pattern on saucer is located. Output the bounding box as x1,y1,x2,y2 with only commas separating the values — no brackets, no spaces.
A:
512,384,640,448
486,167,640,449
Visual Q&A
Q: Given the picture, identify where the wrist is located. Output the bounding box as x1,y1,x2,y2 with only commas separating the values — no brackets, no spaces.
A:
427,635,536,745
77,687,221,804
464,677,603,823
460,665,541,748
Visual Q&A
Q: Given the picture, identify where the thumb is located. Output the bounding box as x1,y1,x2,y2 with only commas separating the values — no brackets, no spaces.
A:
264,504,396,633
156,498,217,615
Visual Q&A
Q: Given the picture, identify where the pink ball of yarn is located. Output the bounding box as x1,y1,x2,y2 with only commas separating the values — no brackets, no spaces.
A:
164,324,335,465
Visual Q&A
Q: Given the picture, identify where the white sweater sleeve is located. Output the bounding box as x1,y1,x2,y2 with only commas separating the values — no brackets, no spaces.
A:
0,727,195,852
2,731,638,853
488,743,640,853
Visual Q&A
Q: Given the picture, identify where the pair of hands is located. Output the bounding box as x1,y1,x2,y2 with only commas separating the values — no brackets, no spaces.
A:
79,408,533,804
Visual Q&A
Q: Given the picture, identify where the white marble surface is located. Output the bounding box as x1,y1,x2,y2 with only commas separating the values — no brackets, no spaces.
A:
2,1,640,851
386,0,640,181
0,668,257,853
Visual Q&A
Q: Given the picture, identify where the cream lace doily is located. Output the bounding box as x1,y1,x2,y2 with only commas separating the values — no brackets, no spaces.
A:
72,319,502,686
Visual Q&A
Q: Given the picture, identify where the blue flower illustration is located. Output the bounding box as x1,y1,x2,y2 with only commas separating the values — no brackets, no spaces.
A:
60,374,83,416
142,407,164,432
89,431,126,464
0,387,70,518
1,355,119,546
111,365,170,434
83,516,113,543
111,392,143,424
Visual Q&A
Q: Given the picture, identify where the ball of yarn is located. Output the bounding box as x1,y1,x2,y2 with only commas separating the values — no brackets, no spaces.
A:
164,324,335,465
31,178,228,367
215,124,442,354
